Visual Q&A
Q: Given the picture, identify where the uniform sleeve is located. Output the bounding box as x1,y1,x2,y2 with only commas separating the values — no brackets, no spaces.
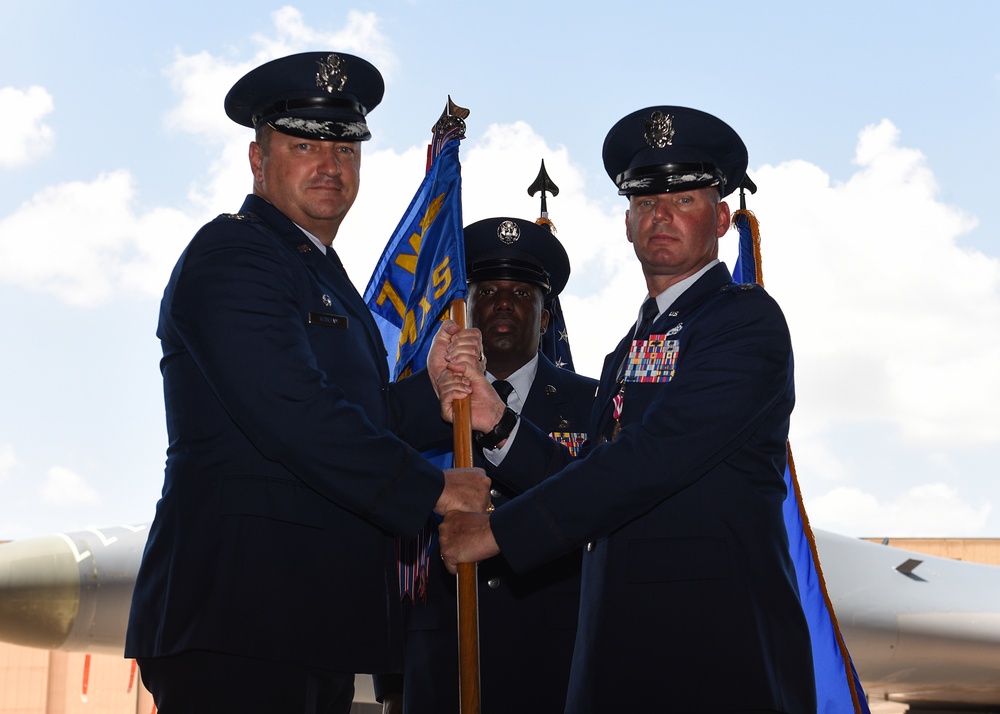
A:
492,291,794,571
162,222,443,537
387,368,454,451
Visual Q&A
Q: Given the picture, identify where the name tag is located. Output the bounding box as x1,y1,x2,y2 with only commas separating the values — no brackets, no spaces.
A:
308,312,349,329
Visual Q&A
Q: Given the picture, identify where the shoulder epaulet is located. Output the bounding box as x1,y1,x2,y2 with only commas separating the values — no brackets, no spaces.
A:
216,212,261,223
723,281,760,294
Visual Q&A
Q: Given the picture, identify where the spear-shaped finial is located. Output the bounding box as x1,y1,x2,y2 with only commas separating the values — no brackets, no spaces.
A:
432,95,470,139
527,159,560,231
738,174,757,211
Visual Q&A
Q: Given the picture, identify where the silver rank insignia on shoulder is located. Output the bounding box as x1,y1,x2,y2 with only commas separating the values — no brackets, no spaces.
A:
322,294,332,307
644,110,675,149
316,54,347,93
221,213,248,220
497,220,520,244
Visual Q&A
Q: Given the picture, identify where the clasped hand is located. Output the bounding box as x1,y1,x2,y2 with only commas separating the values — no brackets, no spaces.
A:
427,320,506,432
427,321,504,571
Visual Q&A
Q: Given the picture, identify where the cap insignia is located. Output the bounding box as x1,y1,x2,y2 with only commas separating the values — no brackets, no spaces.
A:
316,54,347,94
644,110,675,149
497,220,521,244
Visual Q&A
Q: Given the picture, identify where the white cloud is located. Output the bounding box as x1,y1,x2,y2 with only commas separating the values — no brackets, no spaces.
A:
0,86,55,168
807,482,991,537
163,7,396,146
0,9,402,310
252,7,396,77
39,466,100,506
0,170,198,307
748,119,1000,448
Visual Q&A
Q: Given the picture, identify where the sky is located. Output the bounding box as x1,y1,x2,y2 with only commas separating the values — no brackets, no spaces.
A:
0,1,998,541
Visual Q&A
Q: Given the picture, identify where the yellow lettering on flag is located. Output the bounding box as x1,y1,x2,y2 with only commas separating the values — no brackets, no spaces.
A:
432,257,451,300
394,233,421,274
376,280,406,319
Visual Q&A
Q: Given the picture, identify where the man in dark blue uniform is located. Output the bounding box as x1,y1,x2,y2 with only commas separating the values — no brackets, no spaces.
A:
437,107,816,713
124,52,489,714
381,217,597,713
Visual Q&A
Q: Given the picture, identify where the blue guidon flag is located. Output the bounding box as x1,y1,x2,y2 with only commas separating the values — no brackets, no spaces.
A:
733,207,871,714
363,139,466,380
363,134,465,602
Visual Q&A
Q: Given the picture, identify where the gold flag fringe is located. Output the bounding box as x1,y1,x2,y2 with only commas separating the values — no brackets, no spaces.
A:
534,216,556,232
731,209,764,287
735,206,866,713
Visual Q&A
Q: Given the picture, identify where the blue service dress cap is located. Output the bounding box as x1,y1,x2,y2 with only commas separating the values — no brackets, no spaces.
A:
602,106,748,197
224,52,384,142
464,217,571,298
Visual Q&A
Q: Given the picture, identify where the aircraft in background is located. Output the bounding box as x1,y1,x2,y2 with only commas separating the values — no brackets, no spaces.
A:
2,524,1000,711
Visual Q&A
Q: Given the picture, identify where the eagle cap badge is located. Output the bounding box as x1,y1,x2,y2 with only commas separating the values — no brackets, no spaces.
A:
644,110,675,149
497,220,521,245
315,54,347,93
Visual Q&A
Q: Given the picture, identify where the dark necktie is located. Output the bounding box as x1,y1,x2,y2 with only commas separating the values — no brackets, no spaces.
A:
325,246,349,278
492,379,514,405
634,296,659,338
616,297,660,383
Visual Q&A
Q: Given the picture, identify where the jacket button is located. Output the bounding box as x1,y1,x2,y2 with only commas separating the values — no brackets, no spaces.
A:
487,578,501,589
490,488,501,498
586,542,594,552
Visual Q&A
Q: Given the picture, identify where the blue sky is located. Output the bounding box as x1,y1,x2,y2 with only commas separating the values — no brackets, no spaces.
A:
1,1,998,540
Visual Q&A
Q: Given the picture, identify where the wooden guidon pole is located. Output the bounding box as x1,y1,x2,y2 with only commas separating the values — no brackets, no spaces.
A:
449,297,481,714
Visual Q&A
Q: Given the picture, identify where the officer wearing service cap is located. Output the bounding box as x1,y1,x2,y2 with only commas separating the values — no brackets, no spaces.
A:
438,107,817,712
125,52,489,714
602,105,747,197
225,51,384,142
464,216,569,380
380,215,596,714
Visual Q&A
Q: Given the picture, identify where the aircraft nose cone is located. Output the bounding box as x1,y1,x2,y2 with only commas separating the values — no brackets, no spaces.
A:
0,534,81,650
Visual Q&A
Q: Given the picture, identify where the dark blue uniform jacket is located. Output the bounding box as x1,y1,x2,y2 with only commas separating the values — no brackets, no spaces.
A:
389,354,596,713
125,194,446,674
490,263,816,713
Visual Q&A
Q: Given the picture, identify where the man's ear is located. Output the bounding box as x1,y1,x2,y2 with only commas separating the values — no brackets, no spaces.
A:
249,141,264,184
715,199,731,238
540,308,551,335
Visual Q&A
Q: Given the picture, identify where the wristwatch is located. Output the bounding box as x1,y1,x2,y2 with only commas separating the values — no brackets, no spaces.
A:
474,407,518,450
